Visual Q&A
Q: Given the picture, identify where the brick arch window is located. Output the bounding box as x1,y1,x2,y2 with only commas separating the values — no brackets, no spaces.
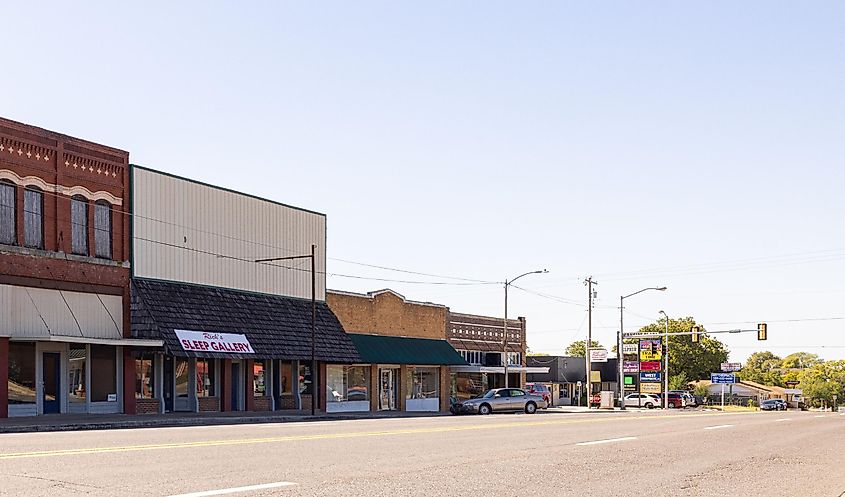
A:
0,180,15,245
23,186,44,249
71,195,88,255
94,200,112,259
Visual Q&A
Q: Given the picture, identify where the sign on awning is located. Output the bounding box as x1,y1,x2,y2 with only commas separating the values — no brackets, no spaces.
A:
175,330,254,354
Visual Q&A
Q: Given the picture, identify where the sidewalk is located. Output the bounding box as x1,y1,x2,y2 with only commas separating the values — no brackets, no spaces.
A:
0,409,447,434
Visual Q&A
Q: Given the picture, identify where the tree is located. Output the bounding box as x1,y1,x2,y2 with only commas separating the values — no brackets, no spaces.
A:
740,351,784,386
636,316,729,381
565,340,603,357
798,360,845,407
668,372,690,391
782,352,823,370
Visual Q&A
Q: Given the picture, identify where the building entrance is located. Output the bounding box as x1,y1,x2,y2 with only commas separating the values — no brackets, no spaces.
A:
42,352,61,414
378,368,399,411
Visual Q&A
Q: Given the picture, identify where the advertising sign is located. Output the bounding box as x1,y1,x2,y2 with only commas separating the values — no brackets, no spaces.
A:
720,362,742,372
624,375,637,391
639,361,661,372
590,371,602,383
622,343,639,355
784,388,803,395
710,373,736,384
639,339,662,361
640,383,661,394
175,329,255,354
640,372,662,383
623,361,639,373
590,348,608,363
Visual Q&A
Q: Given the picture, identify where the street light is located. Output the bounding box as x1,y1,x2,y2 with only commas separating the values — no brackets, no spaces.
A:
504,269,548,388
659,310,669,410
256,244,317,415
619,286,667,411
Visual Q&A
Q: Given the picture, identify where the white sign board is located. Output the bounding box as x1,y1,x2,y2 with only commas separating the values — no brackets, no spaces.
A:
175,330,255,354
622,343,639,355
784,389,803,395
720,362,742,372
590,348,608,363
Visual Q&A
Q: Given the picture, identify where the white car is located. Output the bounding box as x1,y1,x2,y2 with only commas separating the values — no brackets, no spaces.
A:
624,393,662,409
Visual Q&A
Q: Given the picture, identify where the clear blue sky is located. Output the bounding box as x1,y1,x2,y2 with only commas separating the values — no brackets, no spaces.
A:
4,2,845,362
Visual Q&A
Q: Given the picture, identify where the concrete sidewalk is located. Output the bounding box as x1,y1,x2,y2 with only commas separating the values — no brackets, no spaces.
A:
0,409,448,434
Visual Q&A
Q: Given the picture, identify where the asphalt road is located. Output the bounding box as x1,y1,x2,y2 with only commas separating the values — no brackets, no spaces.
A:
1,409,844,497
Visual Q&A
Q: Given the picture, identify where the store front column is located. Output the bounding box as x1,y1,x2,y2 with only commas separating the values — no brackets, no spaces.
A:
369,366,379,412
122,348,136,415
220,359,232,412
0,337,8,418
398,365,408,411
244,359,255,411
439,367,450,413
292,360,301,410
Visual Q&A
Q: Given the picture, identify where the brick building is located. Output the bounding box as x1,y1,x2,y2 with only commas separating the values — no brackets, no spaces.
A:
327,289,466,413
0,117,160,418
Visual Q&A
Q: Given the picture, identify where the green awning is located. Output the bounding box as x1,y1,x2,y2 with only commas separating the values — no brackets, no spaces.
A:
347,333,469,366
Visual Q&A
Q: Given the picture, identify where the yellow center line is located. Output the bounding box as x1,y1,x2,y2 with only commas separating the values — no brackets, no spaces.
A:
0,411,759,460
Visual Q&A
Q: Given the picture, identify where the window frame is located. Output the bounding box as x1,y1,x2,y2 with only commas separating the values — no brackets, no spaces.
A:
70,195,89,256
0,180,16,245
93,200,112,259
23,187,44,249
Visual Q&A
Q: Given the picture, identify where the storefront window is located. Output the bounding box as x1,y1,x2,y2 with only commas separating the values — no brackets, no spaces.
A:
326,366,370,404
68,344,87,403
90,345,116,402
175,358,189,401
279,361,292,394
135,354,155,399
8,342,36,404
253,361,266,397
452,372,489,402
299,364,312,395
196,358,216,397
406,367,439,400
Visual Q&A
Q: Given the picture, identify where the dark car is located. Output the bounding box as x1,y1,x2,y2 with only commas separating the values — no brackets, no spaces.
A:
665,392,685,409
761,399,787,411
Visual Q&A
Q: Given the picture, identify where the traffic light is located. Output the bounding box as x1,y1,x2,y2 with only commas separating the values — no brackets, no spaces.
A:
758,322,767,341
691,325,700,343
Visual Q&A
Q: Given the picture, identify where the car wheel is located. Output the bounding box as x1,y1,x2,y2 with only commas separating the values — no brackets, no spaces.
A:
669,402,676,409
645,402,654,409
525,402,537,414
479,404,492,415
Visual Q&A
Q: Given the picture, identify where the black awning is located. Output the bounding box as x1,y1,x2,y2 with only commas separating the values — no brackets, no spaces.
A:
131,278,361,362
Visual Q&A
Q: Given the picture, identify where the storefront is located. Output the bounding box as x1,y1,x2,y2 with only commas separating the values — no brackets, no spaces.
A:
328,334,467,413
130,278,360,414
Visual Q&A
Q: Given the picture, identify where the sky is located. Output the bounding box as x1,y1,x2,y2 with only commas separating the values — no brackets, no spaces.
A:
3,2,845,363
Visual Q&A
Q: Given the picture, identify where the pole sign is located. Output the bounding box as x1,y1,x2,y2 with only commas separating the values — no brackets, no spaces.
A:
710,373,736,384
623,361,639,373
639,339,662,361
175,330,255,354
624,375,637,391
640,372,662,383
785,380,800,387
720,362,742,372
639,361,661,372
590,348,609,363
622,343,639,355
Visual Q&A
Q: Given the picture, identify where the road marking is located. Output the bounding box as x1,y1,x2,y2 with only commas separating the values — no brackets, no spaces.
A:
775,418,791,422
0,411,759,461
703,424,734,430
576,436,637,446
815,415,828,418
167,482,296,497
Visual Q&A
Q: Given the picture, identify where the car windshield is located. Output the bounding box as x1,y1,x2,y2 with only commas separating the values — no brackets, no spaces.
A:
482,390,498,399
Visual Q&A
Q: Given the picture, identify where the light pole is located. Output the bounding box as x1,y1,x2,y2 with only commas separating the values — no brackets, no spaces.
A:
619,286,667,410
659,310,669,410
256,244,317,415
504,269,548,388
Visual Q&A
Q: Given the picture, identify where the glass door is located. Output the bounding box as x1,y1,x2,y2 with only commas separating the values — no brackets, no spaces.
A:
379,368,398,411
42,352,61,414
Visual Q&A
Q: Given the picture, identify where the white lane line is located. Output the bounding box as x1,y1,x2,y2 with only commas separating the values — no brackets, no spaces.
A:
167,481,296,497
704,424,734,430
775,418,791,422
576,436,637,446
815,415,828,418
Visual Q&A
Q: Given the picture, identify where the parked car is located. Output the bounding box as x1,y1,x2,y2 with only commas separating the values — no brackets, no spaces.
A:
451,388,548,415
523,382,552,407
624,393,661,409
665,392,686,409
668,390,696,408
761,399,787,411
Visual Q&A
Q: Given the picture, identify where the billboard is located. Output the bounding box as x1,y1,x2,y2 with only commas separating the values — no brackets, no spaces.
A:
623,361,639,373
590,348,608,363
640,372,662,383
639,361,661,372
639,339,662,361
640,383,661,394
622,343,639,355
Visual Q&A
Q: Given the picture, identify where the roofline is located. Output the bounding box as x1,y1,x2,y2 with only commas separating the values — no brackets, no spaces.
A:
327,288,447,309
132,276,328,304
449,311,525,323
130,164,327,217
0,115,129,156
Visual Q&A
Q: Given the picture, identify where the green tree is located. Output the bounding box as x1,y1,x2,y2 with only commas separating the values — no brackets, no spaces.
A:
693,383,710,398
739,351,784,386
782,352,823,370
637,316,729,381
668,372,690,391
565,340,603,357
798,360,845,407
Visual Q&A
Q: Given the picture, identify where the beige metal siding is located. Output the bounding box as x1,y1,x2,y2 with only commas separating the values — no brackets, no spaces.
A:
0,285,123,339
132,168,326,300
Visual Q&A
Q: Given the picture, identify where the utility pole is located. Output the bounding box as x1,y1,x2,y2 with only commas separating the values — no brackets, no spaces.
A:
584,277,597,407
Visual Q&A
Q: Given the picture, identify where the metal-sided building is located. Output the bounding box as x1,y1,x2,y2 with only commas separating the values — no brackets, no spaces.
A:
128,166,359,414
